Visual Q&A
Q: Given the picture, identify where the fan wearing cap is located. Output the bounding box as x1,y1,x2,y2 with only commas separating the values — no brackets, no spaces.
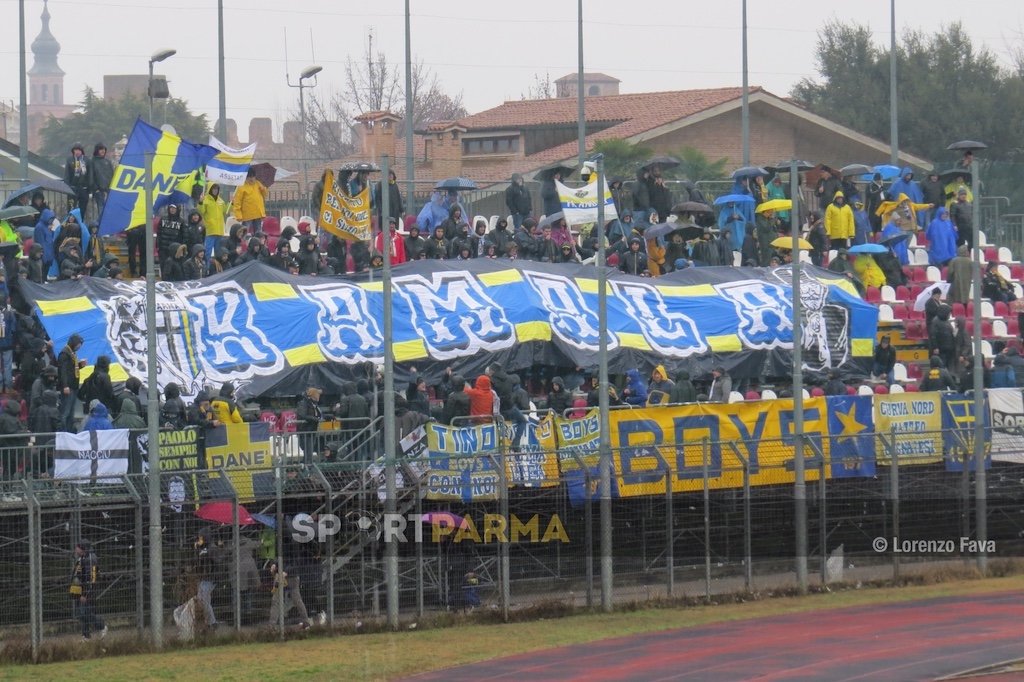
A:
374,217,406,265
296,387,325,465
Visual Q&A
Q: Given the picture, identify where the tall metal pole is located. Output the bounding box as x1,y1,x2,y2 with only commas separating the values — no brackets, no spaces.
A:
404,0,415,214
148,60,154,123
889,0,898,167
217,0,227,141
381,155,399,628
577,0,585,171
596,157,612,612
741,0,750,166
144,151,163,646
971,158,986,573
300,84,309,216
790,160,808,594
18,0,29,181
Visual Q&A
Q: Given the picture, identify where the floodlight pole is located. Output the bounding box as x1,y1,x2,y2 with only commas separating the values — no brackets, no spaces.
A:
18,0,29,182
741,0,750,166
577,0,585,171
790,159,808,594
381,155,399,628
596,156,613,612
404,0,415,212
971,157,986,573
144,151,163,646
889,0,898,166
217,0,227,140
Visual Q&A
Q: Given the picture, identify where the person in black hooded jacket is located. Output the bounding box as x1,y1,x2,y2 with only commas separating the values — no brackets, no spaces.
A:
182,244,207,280
920,355,958,392
157,204,184,264
441,375,471,425
268,239,292,271
619,238,648,275
0,399,27,479
296,235,321,275
182,209,205,251
406,374,432,418
236,237,264,266
160,382,187,430
927,304,956,372
546,377,572,417
90,355,118,417
162,243,187,282
26,243,45,284
224,222,249,266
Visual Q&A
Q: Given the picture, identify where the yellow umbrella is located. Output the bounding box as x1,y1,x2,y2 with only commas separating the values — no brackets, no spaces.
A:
771,236,813,250
756,199,793,214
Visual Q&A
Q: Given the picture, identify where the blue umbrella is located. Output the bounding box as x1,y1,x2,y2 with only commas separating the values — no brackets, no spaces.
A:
847,243,888,254
251,513,276,528
713,194,756,206
860,165,901,182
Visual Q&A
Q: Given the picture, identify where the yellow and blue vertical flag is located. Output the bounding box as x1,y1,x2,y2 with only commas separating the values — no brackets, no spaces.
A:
97,118,218,236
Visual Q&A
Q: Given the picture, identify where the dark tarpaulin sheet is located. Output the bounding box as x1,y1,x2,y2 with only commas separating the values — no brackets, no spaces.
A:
20,259,877,400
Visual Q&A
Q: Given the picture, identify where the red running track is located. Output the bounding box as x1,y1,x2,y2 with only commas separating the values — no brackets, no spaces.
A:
402,592,1024,681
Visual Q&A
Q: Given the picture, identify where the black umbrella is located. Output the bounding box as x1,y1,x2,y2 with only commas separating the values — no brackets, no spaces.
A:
2,179,75,209
645,222,704,242
434,177,478,191
538,211,565,229
340,160,381,172
0,242,21,259
946,140,988,152
641,156,681,171
767,160,815,174
938,169,972,185
535,162,575,181
731,166,769,179
671,201,713,214
839,163,876,177
879,231,911,247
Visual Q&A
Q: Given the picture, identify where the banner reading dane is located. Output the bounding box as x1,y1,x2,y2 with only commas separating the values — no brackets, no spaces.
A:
874,394,942,465
319,169,372,241
54,429,130,484
206,421,273,503
21,259,877,401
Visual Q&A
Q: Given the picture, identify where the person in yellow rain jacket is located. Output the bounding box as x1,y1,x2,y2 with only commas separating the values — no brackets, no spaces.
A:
854,253,886,289
231,169,268,232
824,192,855,249
876,193,932,229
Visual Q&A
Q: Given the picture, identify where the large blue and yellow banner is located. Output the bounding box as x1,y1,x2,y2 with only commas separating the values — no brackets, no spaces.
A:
206,421,273,502
98,119,218,235
941,393,991,472
21,259,877,402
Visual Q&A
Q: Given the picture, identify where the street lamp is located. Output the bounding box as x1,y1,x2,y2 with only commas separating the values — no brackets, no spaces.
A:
289,65,322,215
148,48,176,122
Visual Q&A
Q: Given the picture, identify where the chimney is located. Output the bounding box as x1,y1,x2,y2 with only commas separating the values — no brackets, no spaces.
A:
248,117,273,146
282,120,303,148
354,111,401,162
429,122,465,180
214,118,240,147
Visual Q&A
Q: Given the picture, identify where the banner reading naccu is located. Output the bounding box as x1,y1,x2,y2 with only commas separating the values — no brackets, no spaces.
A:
22,260,878,402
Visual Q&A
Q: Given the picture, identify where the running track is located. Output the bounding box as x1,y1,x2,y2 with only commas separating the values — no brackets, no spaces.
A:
403,592,1024,681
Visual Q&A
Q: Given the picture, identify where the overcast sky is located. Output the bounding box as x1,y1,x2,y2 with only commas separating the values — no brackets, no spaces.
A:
1,0,1020,141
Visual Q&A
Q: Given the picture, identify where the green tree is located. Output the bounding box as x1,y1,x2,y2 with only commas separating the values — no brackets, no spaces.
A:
591,138,652,179
39,87,209,160
671,146,729,183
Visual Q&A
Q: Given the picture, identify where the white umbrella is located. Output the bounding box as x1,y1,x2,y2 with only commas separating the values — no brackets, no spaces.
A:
913,281,951,312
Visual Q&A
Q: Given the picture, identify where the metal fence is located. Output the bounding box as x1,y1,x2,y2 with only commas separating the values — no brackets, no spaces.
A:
0,422,1018,661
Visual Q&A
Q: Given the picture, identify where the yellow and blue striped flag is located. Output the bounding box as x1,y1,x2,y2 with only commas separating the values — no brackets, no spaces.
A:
205,136,256,186
97,118,218,236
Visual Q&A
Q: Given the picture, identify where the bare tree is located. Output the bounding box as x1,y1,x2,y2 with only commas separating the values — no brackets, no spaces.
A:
345,30,403,114
400,61,467,130
521,72,553,100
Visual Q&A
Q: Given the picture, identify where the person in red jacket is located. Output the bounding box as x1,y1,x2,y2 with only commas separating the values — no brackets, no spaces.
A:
374,217,406,265
464,375,497,423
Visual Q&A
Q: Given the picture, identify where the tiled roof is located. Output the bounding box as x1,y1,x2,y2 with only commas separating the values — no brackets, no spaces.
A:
553,72,621,83
455,86,752,131
353,110,401,122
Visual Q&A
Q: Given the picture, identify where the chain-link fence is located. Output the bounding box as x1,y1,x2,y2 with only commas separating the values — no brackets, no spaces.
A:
1,418,1020,662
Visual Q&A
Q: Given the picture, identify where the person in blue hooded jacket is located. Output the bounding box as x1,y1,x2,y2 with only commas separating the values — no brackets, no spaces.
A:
621,369,648,406
881,213,910,266
49,208,90,280
852,200,871,246
887,168,926,227
718,202,746,251
729,177,757,225
925,207,958,267
82,402,114,431
31,192,56,275
416,191,449,234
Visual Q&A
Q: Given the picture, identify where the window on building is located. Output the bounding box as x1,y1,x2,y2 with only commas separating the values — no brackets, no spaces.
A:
54,84,60,104
462,136,519,155
41,84,48,103
588,85,600,96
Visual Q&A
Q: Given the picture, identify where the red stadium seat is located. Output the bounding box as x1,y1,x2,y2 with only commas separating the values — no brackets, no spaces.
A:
995,301,1010,318
846,386,857,395
1008,318,1020,338
910,285,924,301
1012,264,1024,281
905,383,920,392
810,387,825,397
865,286,882,304
265,236,278,253
985,247,999,263
916,231,929,247
874,384,889,394
907,363,923,380
966,302,975,318
261,216,281,236
907,306,924,322
913,267,928,283
745,390,761,401
951,303,967,319
259,411,280,433
902,266,913,281
22,238,32,253
904,323,922,339
279,410,298,433
941,266,949,280
896,285,912,302
891,303,909,321
982,320,993,338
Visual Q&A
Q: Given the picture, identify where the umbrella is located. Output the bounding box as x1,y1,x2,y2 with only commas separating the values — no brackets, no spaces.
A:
535,162,575,181
0,205,39,221
946,140,988,152
641,156,681,171
4,180,76,209
195,501,256,525
731,166,769,179
755,199,793,214
879,231,911,247
938,169,972,185
860,165,901,181
538,211,565,229
713,194,755,206
421,511,468,529
339,160,381,172
767,160,815,174
251,513,276,528
839,163,876,177
771,236,812,250
913,282,951,312
671,201,713,214
249,162,296,189
645,222,703,242
0,242,21,258
847,243,888,255
434,177,478,191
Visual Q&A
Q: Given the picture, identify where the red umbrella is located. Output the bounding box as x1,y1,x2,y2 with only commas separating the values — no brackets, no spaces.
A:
195,501,256,525
249,162,296,189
